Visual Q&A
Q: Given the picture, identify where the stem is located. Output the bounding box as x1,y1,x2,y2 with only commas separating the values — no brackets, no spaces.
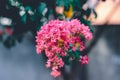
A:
61,67,70,80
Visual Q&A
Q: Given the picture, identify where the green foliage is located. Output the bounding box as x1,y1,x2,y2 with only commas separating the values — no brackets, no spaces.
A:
0,0,96,48
63,56,71,65
85,8,91,18
62,49,81,65
37,3,47,15
56,0,64,6
21,13,27,24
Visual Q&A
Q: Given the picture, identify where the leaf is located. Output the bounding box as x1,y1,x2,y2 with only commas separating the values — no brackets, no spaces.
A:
93,9,97,18
62,56,71,65
73,0,87,10
79,17,94,33
57,14,65,20
25,6,33,11
37,2,47,15
80,0,87,6
85,8,91,18
56,0,65,6
30,14,35,21
72,0,81,10
64,0,72,11
21,14,27,24
75,50,80,59
79,17,91,26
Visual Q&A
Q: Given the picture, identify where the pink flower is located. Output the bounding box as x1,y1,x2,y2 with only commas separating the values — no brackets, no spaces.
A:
80,55,89,64
72,46,76,51
50,70,61,77
46,59,51,68
52,66,59,71
80,41,85,51
45,56,64,70
45,50,54,58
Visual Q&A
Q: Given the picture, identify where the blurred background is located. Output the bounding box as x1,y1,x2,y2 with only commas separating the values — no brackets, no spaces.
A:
0,0,120,80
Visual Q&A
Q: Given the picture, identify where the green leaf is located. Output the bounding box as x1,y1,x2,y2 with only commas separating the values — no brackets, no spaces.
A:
30,14,35,21
79,17,94,32
72,0,81,10
57,14,65,20
75,50,80,59
85,8,91,18
25,6,33,11
73,0,87,10
56,0,65,6
79,17,91,26
37,2,47,15
80,0,87,6
64,0,72,11
68,50,75,58
62,56,71,65
21,14,27,24
93,9,97,18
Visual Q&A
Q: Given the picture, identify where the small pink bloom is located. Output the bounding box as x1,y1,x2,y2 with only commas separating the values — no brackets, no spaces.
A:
51,70,61,77
80,55,89,64
45,50,54,58
61,51,67,57
46,59,52,68
80,42,85,51
72,46,76,51
52,66,58,71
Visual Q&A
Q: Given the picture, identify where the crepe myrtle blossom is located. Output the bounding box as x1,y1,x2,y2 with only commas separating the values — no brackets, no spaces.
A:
80,55,89,64
36,19,93,77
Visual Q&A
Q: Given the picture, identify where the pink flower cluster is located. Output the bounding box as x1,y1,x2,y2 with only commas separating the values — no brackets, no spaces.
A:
36,19,92,77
